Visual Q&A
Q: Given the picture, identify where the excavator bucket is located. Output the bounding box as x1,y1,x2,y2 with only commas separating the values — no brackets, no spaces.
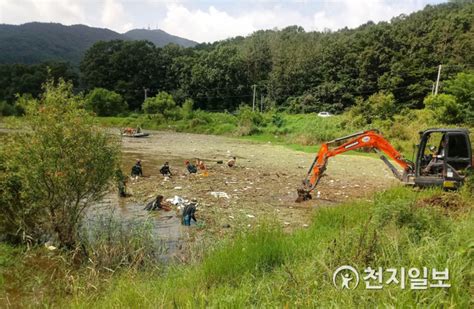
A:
295,188,312,203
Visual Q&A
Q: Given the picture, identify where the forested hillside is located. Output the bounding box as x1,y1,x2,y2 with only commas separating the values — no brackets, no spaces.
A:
0,2,473,114
124,29,197,48
77,1,474,111
0,23,197,64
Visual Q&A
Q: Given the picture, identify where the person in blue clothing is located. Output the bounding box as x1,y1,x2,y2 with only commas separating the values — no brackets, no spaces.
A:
131,159,143,178
182,201,197,226
185,160,197,174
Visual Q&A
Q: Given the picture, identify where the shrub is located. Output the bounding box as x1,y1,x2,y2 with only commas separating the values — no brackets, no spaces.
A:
0,80,120,248
236,105,263,135
444,72,474,124
181,98,194,120
85,88,127,116
0,101,16,116
423,94,464,124
142,91,176,115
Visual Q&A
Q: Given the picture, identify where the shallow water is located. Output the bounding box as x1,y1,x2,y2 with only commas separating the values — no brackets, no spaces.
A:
86,191,185,262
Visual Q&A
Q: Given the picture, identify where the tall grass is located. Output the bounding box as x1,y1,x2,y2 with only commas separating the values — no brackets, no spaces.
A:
69,186,473,307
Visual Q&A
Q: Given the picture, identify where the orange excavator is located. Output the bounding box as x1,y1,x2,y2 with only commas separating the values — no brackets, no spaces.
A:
297,128,472,202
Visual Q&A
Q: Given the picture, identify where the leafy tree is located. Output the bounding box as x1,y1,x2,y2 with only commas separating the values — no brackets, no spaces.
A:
0,80,119,247
142,91,176,116
0,62,78,103
444,72,474,124
85,88,127,116
423,94,464,124
80,40,166,110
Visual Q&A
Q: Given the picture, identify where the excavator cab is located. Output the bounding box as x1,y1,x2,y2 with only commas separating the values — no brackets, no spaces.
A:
415,128,472,189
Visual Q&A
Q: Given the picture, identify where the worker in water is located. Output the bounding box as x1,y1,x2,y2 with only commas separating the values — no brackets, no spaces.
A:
131,159,143,178
227,156,236,167
115,168,128,197
182,200,197,226
160,162,173,177
144,195,164,211
185,160,197,174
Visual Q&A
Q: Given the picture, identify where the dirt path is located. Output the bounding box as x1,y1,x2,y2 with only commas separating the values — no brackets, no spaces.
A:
119,130,399,234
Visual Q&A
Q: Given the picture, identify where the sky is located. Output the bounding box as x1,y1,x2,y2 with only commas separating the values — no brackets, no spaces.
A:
0,0,446,43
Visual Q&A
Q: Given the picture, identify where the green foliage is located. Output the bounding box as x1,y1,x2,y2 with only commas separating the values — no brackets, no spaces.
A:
85,88,127,116
81,216,160,270
202,225,286,285
236,105,264,135
424,94,464,124
142,91,176,116
180,98,194,120
444,72,474,124
67,187,472,307
0,80,119,247
80,40,165,110
0,101,16,116
350,92,396,125
0,62,78,103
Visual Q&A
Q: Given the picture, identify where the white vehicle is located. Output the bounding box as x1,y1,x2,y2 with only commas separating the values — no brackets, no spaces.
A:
317,111,333,117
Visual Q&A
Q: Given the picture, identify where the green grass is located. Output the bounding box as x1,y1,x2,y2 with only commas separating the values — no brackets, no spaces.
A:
64,186,472,308
1,187,472,307
94,110,473,158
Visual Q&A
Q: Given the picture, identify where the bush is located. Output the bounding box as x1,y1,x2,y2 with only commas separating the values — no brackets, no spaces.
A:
423,94,464,124
0,80,120,248
142,91,177,117
85,88,127,116
0,101,17,116
350,92,396,125
444,72,474,124
236,105,264,136
181,98,194,120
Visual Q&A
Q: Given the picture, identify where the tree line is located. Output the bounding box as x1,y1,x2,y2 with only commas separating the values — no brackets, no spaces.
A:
0,2,472,116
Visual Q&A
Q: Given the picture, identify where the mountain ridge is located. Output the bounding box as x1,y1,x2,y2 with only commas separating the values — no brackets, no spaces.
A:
0,22,198,64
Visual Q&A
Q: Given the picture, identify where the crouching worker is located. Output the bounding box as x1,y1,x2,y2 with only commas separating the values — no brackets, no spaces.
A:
185,160,197,174
182,201,197,226
144,195,171,211
160,162,173,177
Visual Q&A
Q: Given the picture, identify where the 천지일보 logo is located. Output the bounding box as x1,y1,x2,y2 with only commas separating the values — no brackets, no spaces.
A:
333,266,451,290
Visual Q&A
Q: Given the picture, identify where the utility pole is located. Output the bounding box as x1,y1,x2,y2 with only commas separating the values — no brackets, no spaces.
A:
252,84,257,111
434,65,442,95
144,88,149,101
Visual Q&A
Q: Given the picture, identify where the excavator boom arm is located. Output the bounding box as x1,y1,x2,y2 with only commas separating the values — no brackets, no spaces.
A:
301,130,414,195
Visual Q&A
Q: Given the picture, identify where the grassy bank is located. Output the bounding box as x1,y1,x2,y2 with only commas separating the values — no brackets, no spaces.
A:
1,186,472,307
95,110,473,156
73,187,473,307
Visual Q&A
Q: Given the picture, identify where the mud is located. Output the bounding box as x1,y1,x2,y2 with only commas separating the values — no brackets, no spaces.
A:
115,131,399,236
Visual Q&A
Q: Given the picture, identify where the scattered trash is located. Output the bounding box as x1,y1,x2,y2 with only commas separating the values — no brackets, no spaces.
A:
167,195,187,206
222,224,231,228
303,224,309,228
246,214,255,218
228,215,234,219
174,186,183,190
284,222,290,225
210,191,230,199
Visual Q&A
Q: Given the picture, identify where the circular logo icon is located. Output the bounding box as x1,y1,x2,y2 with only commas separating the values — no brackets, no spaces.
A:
333,265,360,289
361,136,370,143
